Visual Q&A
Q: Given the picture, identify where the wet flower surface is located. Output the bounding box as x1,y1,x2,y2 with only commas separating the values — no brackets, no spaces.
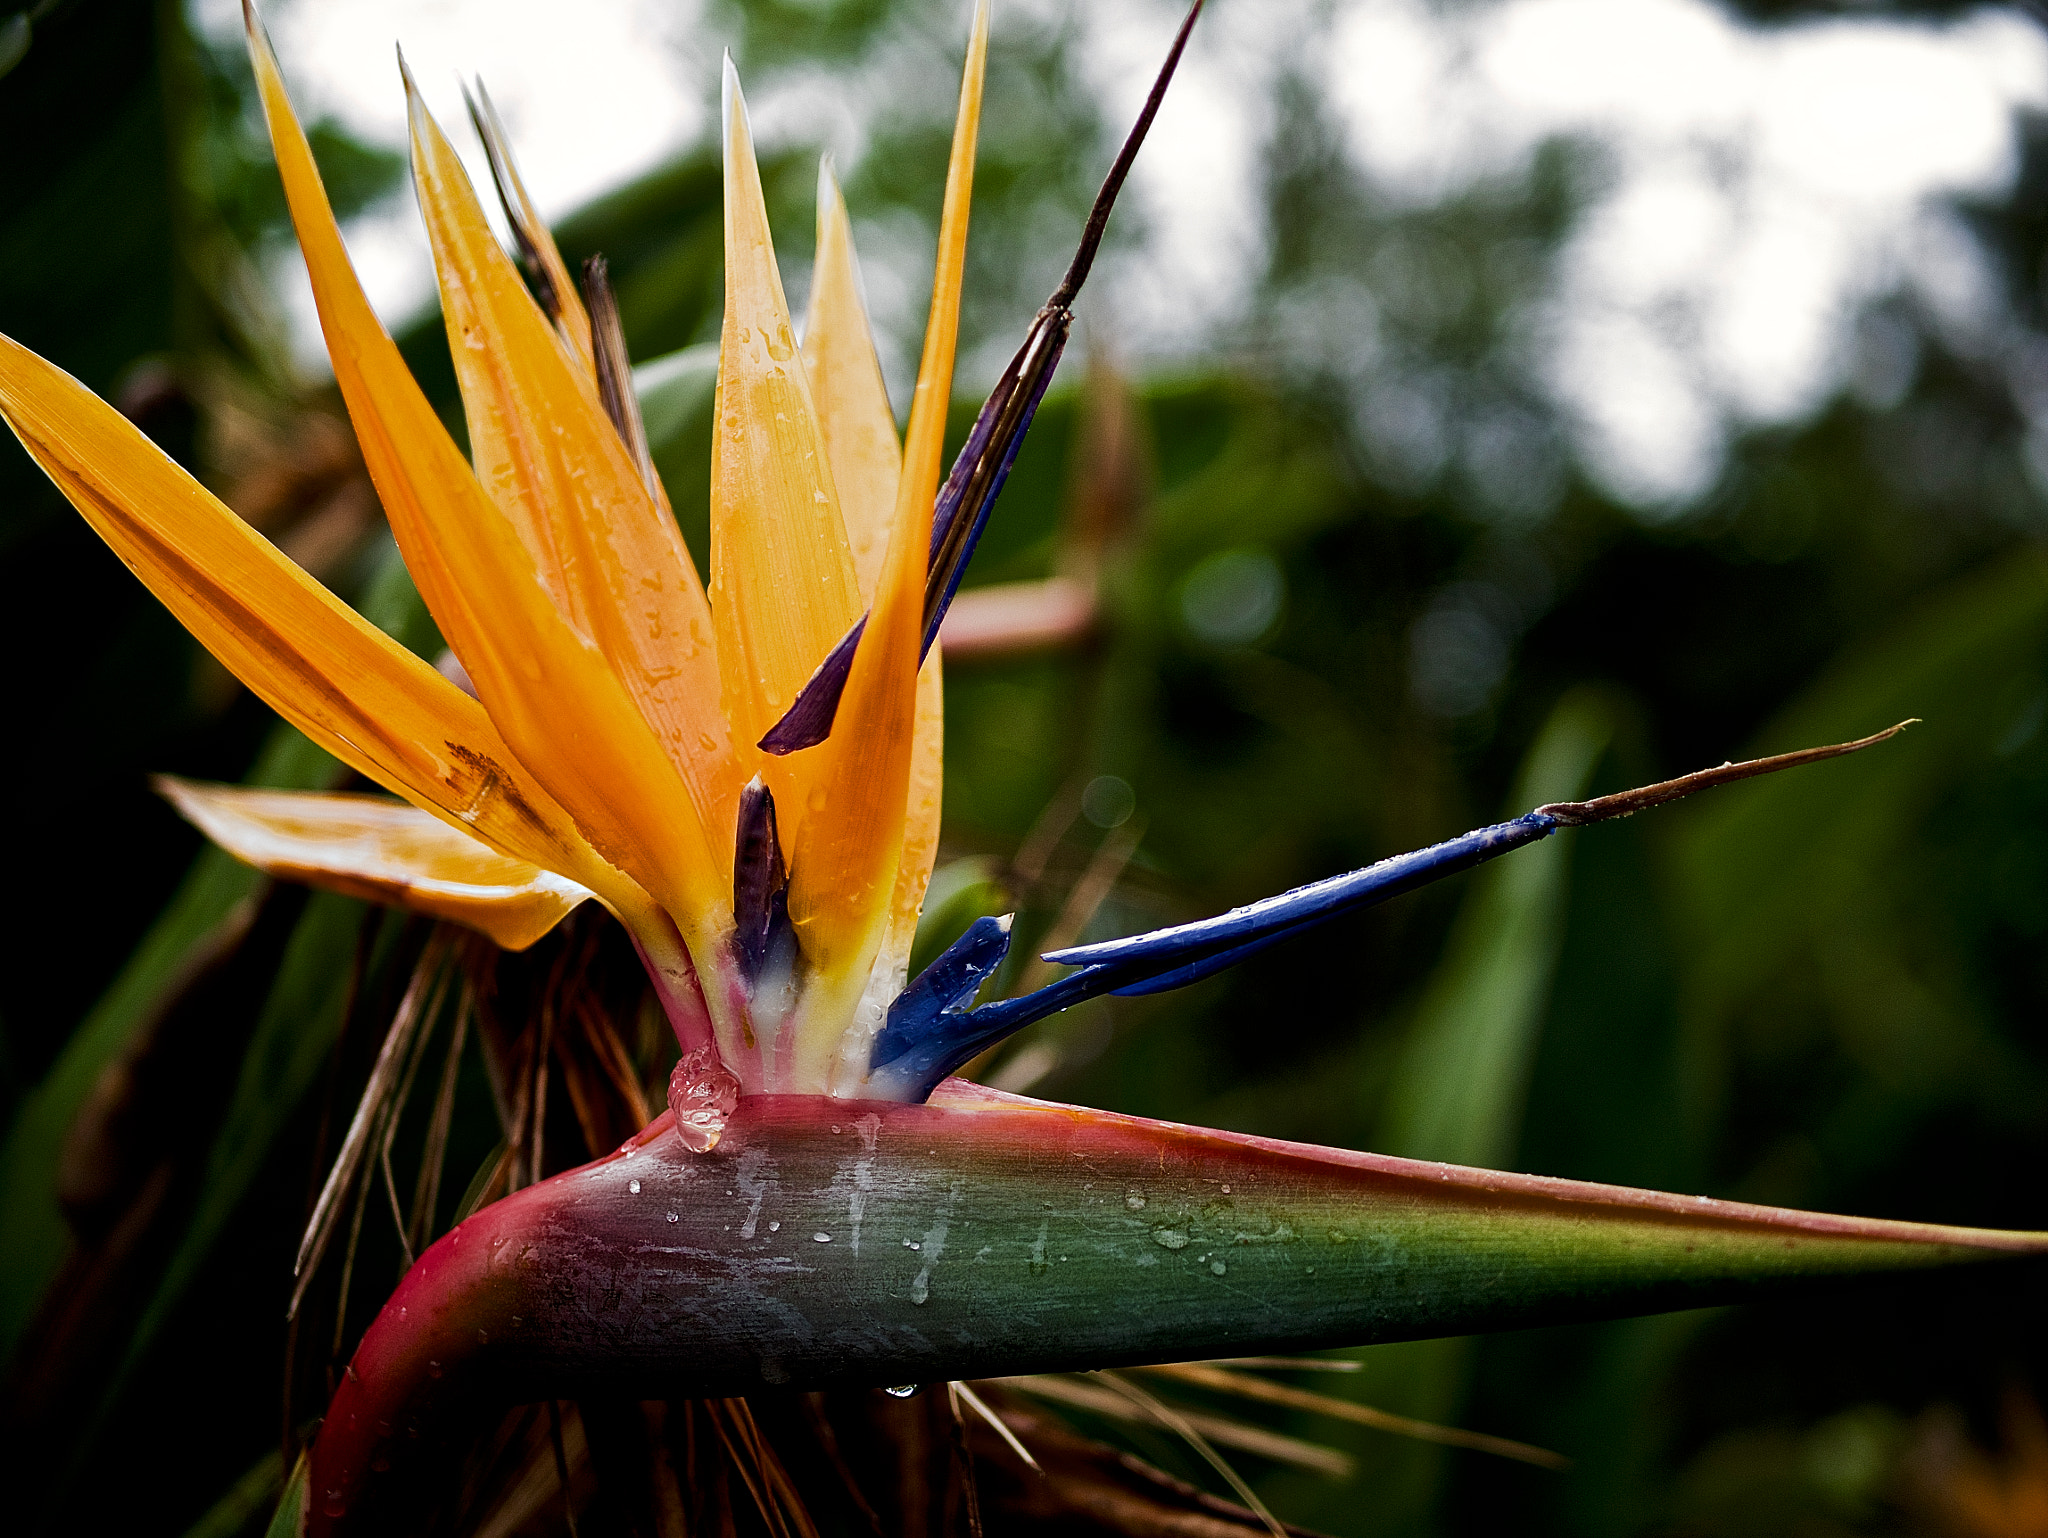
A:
3,4,2046,1535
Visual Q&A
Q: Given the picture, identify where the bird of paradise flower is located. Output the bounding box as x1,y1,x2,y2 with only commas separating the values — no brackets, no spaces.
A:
3,3,2046,1534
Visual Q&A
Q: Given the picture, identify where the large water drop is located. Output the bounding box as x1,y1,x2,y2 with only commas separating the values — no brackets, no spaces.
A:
669,1047,741,1153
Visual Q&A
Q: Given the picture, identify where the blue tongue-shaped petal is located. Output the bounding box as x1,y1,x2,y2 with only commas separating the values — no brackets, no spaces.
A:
871,724,1913,1099
760,0,1205,756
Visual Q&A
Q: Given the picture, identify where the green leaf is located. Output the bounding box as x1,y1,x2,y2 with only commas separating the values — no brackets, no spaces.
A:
909,855,1009,977
1376,687,1616,1168
0,14,32,81
266,1453,308,1538
181,1449,284,1538
0,543,435,1364
1301,690,1613,1534
633,342,718,568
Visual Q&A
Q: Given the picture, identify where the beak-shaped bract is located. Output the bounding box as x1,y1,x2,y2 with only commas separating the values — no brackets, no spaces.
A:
298,1081,2048,1536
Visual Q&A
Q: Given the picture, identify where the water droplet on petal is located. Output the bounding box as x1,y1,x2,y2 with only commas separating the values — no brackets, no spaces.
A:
629,1179,641,1195
885,1384,919,1398
768,1221,781,1232
814,1232,832,1243
1125,1190,1146,1210
1151,1227,1190,1250
1211,1260,1227,1276
426,1360,443,1379
667,1211,680,1224
668,1047,740,1154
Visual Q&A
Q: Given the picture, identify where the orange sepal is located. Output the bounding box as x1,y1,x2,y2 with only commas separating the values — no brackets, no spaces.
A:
797,162,946,1033
801,159,904,598
873,651,945,989
244,12,732,986
710,59,864,825
158,777,590,950
789,0,988,1092
407,79,740,871
0,330,606,896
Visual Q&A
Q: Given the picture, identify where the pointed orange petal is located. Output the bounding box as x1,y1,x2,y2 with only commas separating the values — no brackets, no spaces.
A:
0,330,601,892
711,59,864,786
408,79,741,874
158,777,590,950
789,0,988,1092
872,651,945,986
466,80,596,378
801,158,903,598
246,15,732,980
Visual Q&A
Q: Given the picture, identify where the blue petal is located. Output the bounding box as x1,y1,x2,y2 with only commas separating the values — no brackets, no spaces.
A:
1047,813,1557,973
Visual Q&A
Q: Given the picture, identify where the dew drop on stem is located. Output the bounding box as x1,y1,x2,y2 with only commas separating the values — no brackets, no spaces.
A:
669,1047,741,1153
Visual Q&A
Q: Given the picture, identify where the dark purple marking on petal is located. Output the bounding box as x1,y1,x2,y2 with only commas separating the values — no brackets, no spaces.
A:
756,616,865,756
757,1,1206,757
731,776,790,982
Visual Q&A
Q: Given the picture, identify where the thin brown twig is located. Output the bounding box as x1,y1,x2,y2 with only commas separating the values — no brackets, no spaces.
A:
408,978,472,1251
952,1381,1041,1472
290,932,448,1317
1092,1371,1289,1538
328,1140,373,1364
1137,1361,1569,1471
747,1409,822,1538
946,1382,988,1538
548,1400,582,1538
283,903,381,1463
577,996,653,1126
527,961,562,1190
1538,721,1916,826
993,1374,1350,1478
1015,816,1145,995
377,950,453,1270
639,1402,689,1538
797,1395,887,1536
1009,778,1086,894
705,1400,790,1538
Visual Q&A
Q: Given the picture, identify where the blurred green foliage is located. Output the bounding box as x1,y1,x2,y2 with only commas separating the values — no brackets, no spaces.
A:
3,0,2047,1534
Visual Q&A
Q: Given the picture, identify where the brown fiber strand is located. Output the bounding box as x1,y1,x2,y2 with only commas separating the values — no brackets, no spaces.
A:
1137,1361,1568,1471
1538,721,1915,826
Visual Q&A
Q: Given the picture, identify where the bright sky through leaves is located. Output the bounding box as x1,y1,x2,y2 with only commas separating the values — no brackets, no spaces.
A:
194,0,2047,511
